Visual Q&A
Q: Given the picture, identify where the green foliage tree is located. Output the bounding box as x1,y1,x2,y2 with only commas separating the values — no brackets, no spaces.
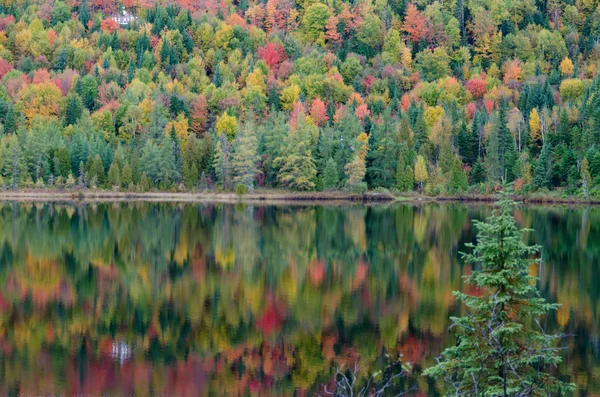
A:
323,157,339,190
423,188,575,396
232,118,259,190
274,115,318,191
107,161,121,188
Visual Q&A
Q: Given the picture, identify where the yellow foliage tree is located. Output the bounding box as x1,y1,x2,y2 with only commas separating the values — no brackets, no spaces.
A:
424,106,445,128
414,155,428,189
216,112,238,140
20,82,62,125
559,57,574,76
280,84,301,110
166,113,190,150
529,108,542,147
245,68,266,94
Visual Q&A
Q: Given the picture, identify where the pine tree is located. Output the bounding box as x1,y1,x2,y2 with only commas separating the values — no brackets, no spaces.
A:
323,157,339,189
232,118,259,190
447,157,468,193
107,161,121,188
581,157,592,200
423,187,575,396
121,162,133,187
471,157,486,184
64,94,83,127
395,154,414,192
78,160,86,187
533,143,551,189
89,154,105,187
274,114,318,191
213,135,231,190
158,134,179,186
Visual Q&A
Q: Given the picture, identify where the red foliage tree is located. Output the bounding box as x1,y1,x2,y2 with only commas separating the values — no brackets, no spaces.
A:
466,102,476,119
0,59,12,79
324,14,341,45
355,103,370,120
309,97,328,127
466,77,487,99
0,15,16,30
190,95,209,135
32,69,52,84
257,42,286,71
485,99,494,114
100,18,119,33
402,3,429,44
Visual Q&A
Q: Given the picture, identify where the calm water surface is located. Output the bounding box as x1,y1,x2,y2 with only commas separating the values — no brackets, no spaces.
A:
0,201,598,396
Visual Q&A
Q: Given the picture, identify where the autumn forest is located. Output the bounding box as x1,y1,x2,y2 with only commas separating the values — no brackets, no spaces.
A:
0,0,600,195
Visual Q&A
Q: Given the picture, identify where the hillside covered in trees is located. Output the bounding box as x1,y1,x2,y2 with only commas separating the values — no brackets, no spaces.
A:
1,0,600,196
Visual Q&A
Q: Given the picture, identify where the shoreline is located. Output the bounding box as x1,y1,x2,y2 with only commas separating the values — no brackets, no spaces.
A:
0,189,596,206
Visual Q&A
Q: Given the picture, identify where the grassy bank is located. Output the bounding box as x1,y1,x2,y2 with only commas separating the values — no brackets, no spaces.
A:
0,188,597,205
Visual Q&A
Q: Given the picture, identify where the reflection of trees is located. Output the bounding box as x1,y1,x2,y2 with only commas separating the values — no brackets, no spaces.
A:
0,203,597,395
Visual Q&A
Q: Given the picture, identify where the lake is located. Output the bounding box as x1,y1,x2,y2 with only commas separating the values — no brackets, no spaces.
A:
0,201,597,396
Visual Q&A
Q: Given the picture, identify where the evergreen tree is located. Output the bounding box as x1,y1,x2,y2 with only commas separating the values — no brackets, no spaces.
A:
89,154,105,186
581,157,592,200
213,135,231,190
158,134,179,186
533,143,551,189
107,161,121,187
323,157,339,189
274,114,318,191
471,157,486,184
78,161,86,187
64,94,83,127
232,118,259,190
423,188,575,396
121,162,133,187
447,157,468,193
395,154,414,192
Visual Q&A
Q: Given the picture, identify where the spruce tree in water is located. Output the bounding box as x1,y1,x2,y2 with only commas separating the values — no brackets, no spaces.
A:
423,187,575,396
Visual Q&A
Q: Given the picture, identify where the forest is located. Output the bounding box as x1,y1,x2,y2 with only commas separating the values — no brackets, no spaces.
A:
1,0,600,196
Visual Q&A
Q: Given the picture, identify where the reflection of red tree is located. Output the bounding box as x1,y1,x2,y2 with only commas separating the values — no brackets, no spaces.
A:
257,303,285,335
309,259,325,286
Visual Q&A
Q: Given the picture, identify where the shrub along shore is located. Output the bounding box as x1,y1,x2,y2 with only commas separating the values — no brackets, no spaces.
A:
0,188,597,205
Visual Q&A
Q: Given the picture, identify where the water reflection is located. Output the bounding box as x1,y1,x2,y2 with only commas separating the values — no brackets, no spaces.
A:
0,202,597,396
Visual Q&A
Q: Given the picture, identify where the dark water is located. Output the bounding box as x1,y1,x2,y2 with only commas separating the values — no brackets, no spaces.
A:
0,201,598,396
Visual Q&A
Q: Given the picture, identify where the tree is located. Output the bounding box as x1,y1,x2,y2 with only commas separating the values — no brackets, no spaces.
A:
447,157,468,193
76,75,99,111
121,163,133,187
414,48,450,82
213,135,232,190
533,143,551,189
302,3,329,42
216,113,238,140
232,119,259,190
64,94,83,126
322,157,339,189
403,3,429,44
274,114,318,191
88,155,105,187
414,155,428,189
157,134,179,186
190,95,209,135
581,157,592,200
396,154,414,192
559,57,574,76
310,98,328,127
529,108,542,148
107,161,121,188
423,188,575,396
